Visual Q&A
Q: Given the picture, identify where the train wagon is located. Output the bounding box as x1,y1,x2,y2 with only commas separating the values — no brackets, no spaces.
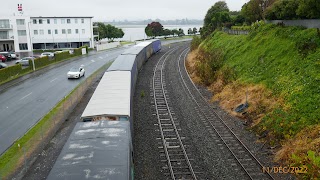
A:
107,54,138,95
80,71,131,122
121,46,146,70
47,121,133,180
150,39,161,53
135,41,153,59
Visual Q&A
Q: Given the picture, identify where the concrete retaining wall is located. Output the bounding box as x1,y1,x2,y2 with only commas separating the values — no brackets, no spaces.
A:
96,41,120,51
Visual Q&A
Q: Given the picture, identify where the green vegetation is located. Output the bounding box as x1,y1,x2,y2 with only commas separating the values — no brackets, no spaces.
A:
202,1,231,38
190,24,320,178
144,22,187,38
93,22,124,41
265,0,320,20
140,90,145,98
204,24,320,139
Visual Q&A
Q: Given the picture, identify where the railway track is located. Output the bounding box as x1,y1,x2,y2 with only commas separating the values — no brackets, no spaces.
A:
152,46,198,180
176,47,275,180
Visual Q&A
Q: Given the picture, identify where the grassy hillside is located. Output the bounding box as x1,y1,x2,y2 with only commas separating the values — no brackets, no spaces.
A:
188,23,320,178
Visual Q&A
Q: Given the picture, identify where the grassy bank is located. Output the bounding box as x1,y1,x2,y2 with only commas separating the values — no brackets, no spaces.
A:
188,24,320,178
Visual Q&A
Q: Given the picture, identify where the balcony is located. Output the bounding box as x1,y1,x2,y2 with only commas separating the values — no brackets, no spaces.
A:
0,35,13,41
0,24,13,30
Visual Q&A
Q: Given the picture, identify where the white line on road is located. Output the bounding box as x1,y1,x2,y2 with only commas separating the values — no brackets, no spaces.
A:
50,78,58,83
20,92,32,100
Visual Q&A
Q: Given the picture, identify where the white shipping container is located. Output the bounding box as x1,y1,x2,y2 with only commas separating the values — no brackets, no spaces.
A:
81,71,131,121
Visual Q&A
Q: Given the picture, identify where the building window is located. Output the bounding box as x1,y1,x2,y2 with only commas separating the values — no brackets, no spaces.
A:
16,19,25,25
33,19,37,24
75,19,78,24
54,19,57,24
75,29,79,34
67,29,71,34
55,29,58,34
39,29,44,35
81,19,84,23
39,19,43,24
47,19,50,24
34,30,38,35
61,19,65,24
0,20,10,28
0,31,8,39
48,29,51,34
18,30,27,36
67,19,71,24
82,29,85,34
19,43,28,50
62,29,66,34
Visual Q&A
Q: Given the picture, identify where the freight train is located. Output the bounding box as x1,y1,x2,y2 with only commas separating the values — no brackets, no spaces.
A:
47,39,161,180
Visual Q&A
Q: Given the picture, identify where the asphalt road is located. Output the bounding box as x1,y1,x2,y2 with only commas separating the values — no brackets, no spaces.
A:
0,47,127,155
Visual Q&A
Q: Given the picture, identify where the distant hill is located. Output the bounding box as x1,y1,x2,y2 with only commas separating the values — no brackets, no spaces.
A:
103,19,203,25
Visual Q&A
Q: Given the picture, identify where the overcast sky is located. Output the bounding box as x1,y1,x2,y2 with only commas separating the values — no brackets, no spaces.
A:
1,0,249,21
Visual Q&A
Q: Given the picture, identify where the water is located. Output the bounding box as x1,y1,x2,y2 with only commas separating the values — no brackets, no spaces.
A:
116,25,202,41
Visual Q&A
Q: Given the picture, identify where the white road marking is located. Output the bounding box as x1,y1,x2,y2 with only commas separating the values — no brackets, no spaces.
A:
50,78,58,83
99,56,103,59
20,92,32,100
91,60,95,62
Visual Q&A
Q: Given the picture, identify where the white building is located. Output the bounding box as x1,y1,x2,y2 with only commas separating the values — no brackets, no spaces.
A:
0,16,95,54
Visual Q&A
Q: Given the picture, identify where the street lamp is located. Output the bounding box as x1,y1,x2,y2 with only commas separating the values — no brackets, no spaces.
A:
28,21,35,71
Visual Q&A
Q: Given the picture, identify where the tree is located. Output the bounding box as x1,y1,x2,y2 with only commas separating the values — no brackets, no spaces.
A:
265,0,299,20
163,29,172,38
241,0,276,23
188,28,193,35
193,27,198,34
93,22,124,41
296,0,320,19
172,29,179,37
241,0,263,23
202,1,230,38
145,22,164,38
178,28,185,36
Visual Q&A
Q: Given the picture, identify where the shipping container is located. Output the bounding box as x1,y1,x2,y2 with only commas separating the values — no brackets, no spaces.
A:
135,41,153,59
121,46,146,70
107,54,138,94
150,39,161,53
47,121,134,180
81,71,131,122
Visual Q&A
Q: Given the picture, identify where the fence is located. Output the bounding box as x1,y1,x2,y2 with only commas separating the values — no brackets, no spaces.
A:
223,28,249,35
0,62,111,180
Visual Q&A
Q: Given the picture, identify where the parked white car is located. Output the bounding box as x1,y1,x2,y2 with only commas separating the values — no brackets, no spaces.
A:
40,52,55,58
15,57,34,66
67,67,85,79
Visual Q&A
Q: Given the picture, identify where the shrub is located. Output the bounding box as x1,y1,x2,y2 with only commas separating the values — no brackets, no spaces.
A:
54,51,71,61
190,36,202,51
195,47,224,85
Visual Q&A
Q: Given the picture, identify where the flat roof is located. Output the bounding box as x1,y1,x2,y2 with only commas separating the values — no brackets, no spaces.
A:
47,121,131,180
107,55,136,72
81,71,131,118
